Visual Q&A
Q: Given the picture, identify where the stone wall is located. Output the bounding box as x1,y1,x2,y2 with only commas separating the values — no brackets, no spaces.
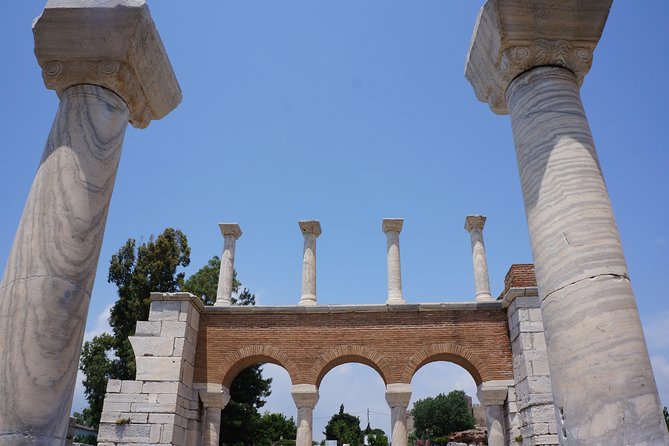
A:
97,293,204,445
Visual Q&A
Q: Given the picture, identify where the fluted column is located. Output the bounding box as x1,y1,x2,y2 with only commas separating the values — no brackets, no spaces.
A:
385,383,411,446
466,1,668,443
291,384,319,446
215,223,242,306
299,220,321,306
477,381,512,446
464,215,492,301
196,384,231,446
383,219,405,304
0,2,181,444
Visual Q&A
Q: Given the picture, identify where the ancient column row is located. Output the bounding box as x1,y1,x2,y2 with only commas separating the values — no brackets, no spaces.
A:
213,217,492,306
465,1,668,443
0,1,181,443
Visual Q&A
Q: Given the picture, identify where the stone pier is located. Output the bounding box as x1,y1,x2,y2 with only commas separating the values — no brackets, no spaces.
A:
478,380,514,446
0,1,180,444
466,1,669,443
291,384,319,446
383,219,405,305
385,383,411,446
215,223,242,306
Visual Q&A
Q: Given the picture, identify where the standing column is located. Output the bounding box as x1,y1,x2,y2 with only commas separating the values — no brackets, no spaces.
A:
385,383,411,446
477,381,513,446
299,220,321,306
0,2,181,444
464,215,492,301
383,218,405,304
291,384,319,446
196,384,231,446
215,223,242,306
465,1,669,443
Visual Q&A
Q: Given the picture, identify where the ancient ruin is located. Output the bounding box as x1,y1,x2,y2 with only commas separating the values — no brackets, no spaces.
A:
0,0,667,445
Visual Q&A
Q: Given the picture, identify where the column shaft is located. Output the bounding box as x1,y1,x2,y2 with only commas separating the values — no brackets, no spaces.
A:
389,406,408,446
484,405,505,446
0,85,128,444
301,232,317,303
296,406,314,446
217,236,236,304
203,407,222,446
507,66,668,444
470,230,492,299
386,231,403,303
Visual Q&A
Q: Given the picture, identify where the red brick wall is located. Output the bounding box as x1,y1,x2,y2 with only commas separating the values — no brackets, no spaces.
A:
193,305,513,387
499,264,537,298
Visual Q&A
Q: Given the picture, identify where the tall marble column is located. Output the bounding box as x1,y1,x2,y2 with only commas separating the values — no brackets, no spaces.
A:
299,220,321,306
291,384,319,446
0,2,181,444
197,384,232,446
465,1,669,444
383,219,405,304
385,383,411,446
215,223,242,306
477,381,513,446
464,215,492,301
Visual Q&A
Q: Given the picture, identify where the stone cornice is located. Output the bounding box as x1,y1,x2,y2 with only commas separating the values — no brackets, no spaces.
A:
465,0,612,115
33,0,181,128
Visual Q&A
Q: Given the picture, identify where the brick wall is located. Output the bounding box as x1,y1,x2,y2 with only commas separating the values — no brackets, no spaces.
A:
194,303,514,387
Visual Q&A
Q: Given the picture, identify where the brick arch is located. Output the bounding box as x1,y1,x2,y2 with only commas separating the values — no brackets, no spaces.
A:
220,345,300,388
312,345,390,386
402,343,487,386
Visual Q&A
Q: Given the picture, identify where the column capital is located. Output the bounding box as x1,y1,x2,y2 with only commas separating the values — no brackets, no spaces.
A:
465,0,612,114
291,384,319,409
385,383,412,408
464,215,486,233
299,220,322,237
382,218,404,234
33,0,181,128
219,223,243,239
194,383,231,409
476,380,514,407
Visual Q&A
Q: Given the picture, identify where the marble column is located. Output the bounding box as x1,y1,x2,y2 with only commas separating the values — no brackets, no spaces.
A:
385,383,411,446
382,219,405,304
477,381,512,446
197,384,231,446
465,1,669,444
291,384,319,446
215,223,242,306
299,220,321,306
464,215,492,301
0,2,181,444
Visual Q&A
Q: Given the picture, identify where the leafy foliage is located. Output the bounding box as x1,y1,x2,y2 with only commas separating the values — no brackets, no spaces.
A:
182,256,255,306
410,390,475,439
664,406,669,431
324,405,364,446
256,412,297,446
366,428,388,446
72,434,97,445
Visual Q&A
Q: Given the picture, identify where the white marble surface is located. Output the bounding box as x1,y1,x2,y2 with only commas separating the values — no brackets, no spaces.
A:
507,66,668,444
0,85,128,445
292,384,319,446
464,215,492,301
299,221,321,306
215,223,242,307
385,384,411,446
34,0,181,128
382,219,404,305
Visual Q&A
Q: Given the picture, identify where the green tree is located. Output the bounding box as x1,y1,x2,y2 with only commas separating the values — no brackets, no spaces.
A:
366,428,388,446
664,406,669,431
410,390,475,440
324,405,364,446
257,412,297,446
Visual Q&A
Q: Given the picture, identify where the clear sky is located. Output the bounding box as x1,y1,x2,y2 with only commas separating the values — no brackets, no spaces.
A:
1,0,668,440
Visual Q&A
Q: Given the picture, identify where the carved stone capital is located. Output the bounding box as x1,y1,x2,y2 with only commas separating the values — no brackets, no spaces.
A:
465,215,487,233
219,223,243,240
477,380,514,406
194,383,231,409
299,220,322,237
33,0,181,128
291,384,319,409
382,218,404,234
385,383,412,408
465,0,612,114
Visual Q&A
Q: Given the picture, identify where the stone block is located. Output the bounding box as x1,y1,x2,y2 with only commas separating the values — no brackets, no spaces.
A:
135,320,162,337
143,381,180,394
161,321,188,338
120,380,144,394
131,402,178,413
151,423,162,442
130,335,175,357
104,393,151,404
98,423,152,442
100,411,148,424
150,300,182,321
135,356,181,381
149,413,177,424
101,401,131,413
531,359,551,376
106,379,122,393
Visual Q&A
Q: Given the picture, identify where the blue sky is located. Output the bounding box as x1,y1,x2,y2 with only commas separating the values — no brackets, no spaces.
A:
1,0,668,440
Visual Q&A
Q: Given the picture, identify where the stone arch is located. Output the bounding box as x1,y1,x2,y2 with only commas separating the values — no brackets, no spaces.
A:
312,345,390,386
220,345,299,388
402,343,487,386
